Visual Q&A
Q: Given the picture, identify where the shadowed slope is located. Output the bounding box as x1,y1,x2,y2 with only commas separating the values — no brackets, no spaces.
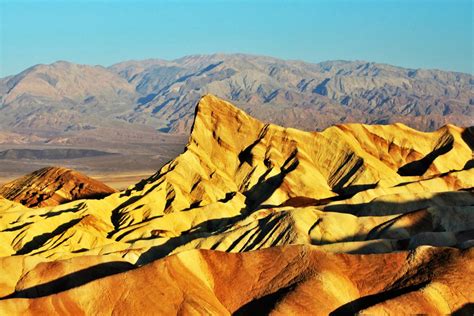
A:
0,95,472,315
0,245,472,315
0,95,472,261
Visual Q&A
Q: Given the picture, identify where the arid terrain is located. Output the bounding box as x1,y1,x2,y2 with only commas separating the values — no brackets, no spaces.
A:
0,134,187,190
1,54,472,138
0,95,472,314
1,54,472,190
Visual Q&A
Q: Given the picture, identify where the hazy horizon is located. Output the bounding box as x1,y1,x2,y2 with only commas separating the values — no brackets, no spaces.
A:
1,0,472,77
2,51,474,79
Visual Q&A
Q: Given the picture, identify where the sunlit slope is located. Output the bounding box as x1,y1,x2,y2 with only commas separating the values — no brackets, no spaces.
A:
0,94,472,262
0,94,473,314
0,245,472,315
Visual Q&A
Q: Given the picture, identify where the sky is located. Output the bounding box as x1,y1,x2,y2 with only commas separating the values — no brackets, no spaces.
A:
0,0,472,77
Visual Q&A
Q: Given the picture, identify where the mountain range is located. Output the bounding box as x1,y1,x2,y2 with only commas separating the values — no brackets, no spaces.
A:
1,54,472,142
0,95,472,314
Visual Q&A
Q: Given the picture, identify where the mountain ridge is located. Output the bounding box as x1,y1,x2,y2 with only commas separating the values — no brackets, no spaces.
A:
0,94,471,258
1,54,472,139
0,95,472,314
109,53,472,76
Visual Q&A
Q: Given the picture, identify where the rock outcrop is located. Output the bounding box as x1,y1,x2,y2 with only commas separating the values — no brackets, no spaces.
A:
0,167,116,207
0,246,472,315
0,95,472,314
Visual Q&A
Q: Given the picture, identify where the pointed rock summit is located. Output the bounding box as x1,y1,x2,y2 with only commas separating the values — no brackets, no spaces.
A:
185,95,473,204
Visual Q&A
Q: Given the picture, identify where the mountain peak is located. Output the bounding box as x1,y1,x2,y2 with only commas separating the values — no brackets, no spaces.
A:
196,94,249,119
188,94,262,147
185,95,472,201
50,60,75,67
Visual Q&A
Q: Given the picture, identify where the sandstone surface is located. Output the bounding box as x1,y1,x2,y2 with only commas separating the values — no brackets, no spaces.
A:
0,95,472,314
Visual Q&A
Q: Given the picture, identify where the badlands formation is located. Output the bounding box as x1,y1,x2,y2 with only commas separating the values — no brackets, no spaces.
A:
0,167,116,207
0,95,472,314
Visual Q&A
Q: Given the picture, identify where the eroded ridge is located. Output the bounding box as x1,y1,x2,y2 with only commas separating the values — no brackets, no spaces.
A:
0,95,472,314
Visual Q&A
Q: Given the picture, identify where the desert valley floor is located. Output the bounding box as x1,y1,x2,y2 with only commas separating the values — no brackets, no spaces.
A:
0,95,472,315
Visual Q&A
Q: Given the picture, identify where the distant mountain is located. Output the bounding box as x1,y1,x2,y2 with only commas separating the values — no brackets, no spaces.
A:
0,61,136,134
0,54,472,139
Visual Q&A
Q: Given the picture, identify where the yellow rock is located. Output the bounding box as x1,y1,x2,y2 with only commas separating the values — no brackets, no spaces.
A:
0,94,472,314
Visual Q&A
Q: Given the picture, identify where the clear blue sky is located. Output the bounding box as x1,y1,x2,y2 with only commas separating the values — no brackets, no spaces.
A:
0,0,472,77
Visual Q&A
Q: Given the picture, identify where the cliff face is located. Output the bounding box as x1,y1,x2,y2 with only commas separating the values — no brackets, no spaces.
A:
0,167,116,207
0,95,472,314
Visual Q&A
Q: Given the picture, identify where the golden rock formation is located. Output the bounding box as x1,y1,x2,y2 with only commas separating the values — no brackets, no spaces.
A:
0,95,472,314
0,246,472,315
